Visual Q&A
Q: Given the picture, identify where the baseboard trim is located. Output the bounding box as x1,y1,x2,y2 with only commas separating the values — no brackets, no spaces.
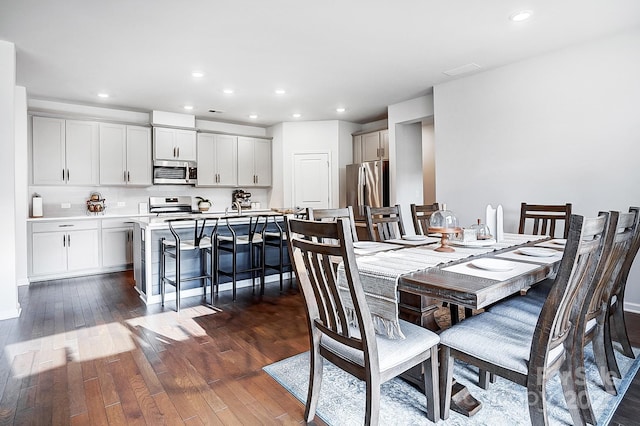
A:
624,301,640,314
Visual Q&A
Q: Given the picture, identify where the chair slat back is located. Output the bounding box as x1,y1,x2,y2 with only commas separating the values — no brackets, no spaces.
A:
610,207,640,302
287,218,377,355
365,205,405,241
530,213,610,370
585,210,639,318
307,206,359,242
518,203,572,239
411,203,440,235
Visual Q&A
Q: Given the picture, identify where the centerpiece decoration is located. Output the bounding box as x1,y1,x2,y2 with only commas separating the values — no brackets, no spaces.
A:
427,204,462,252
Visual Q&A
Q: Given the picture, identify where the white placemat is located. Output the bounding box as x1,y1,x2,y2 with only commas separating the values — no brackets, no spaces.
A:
442,259,540,281
353,241,400,256
535,239,567,250
495,248,563,265
385,236,440,246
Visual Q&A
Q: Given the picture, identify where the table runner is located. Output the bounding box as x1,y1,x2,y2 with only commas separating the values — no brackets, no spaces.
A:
337,233,542,339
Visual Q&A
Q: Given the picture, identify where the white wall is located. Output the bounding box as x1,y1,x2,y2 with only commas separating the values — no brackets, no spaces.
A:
270,120,358,209
0,40,20,319
433,29,640,310
388,95,435,229
15,86,28,286
421,121,436,204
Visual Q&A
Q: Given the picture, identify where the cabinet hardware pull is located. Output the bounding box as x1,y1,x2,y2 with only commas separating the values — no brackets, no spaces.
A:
67,169,70,181
67,234,71,247
173,147,176,157
63,235,66,247
124,171,127,182
62,169,65,180
58,224,73,227
177,147,180,158
127,171,130,182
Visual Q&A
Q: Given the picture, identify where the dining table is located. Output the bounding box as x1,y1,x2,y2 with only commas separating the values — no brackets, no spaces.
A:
340,232,566,417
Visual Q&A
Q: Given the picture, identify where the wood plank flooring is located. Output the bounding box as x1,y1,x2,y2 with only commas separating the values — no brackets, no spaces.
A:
0,271,639,425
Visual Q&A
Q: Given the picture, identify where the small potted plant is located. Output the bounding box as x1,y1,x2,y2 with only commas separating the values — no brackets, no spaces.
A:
196,196,212,212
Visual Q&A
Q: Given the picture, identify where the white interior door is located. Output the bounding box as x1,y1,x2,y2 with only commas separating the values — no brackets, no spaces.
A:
293,153,330,209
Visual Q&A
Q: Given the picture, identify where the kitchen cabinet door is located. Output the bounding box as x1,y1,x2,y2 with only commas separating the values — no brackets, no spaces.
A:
65,120,99,185
102,227,133,268
153,127,177,160
32,232,67,275
362,132,382,162
237,137,271,187
66,229,100,272
253,138,271,186
126,126,151,185
380,129,389,160
175,130,197,161
197,133,238,186
99,123,127,185
32,116,66,185
215,134,237,186
196,133,216,186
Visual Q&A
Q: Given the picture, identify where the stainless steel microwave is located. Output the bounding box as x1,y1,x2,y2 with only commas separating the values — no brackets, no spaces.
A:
153,160,197,185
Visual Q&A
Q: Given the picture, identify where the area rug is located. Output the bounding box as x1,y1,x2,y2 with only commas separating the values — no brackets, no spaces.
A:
263,345,640,425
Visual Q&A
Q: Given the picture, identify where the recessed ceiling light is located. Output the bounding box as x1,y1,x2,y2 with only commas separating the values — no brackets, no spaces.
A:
275,89,286,95
223,89,234,94
192,71,204,78
249,114,258,119
97,93,109,98
509,10,532,22
184,105,194,110
292,113,301,118
336,107,346,113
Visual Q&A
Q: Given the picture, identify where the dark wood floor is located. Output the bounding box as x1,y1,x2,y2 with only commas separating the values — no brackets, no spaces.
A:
0,272,638,425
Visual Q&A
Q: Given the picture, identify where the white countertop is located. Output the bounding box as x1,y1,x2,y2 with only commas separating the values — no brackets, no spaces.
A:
26,208,275,223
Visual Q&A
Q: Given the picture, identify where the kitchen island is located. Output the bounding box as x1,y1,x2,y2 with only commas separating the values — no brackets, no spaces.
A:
130,210,290,305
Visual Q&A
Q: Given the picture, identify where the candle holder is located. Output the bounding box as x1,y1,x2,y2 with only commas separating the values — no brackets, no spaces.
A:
428,204,462,252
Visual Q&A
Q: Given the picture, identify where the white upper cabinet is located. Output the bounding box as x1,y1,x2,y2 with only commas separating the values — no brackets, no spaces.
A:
32,116,99,185
196,133,237,187
237,137,272,187
153,127,196,162
99,123,151,186
354,129,389,163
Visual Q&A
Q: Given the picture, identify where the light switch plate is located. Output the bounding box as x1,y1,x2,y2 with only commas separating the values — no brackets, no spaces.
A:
61,203,71,209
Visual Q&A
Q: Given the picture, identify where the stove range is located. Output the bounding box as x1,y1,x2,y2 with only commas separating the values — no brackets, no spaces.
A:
149,196,197,215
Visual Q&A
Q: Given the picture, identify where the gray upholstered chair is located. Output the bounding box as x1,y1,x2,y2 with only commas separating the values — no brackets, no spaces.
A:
287,218,440,425
439,213,611,425
518,202,572,239
364,204,406,241
488,210,637,423
410,202,440,235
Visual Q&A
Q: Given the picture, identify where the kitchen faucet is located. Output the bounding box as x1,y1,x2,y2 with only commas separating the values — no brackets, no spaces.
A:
233,201,242,215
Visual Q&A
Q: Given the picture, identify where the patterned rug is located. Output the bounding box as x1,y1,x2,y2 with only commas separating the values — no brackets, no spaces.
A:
264,345,640,425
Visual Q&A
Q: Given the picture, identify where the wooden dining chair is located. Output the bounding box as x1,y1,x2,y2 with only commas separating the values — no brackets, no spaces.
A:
410,202,440,235
518,202,572,239
489,210,633,424
606,206,640,369
364,204,406,241
438,213,610,425
306,206,359,242
286,218,440,425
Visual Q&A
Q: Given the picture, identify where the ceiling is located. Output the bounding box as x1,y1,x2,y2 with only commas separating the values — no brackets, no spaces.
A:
2,1,640,127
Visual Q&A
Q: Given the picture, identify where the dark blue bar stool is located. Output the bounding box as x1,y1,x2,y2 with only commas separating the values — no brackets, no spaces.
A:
160,218,216,311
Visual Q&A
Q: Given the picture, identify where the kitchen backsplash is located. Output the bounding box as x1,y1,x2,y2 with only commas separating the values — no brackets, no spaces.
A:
28,185,270,218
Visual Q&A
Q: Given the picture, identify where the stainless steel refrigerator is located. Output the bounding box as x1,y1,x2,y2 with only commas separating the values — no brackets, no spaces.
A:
345,160,389,220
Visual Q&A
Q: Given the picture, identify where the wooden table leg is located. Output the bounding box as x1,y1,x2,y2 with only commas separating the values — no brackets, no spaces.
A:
398,290,482,417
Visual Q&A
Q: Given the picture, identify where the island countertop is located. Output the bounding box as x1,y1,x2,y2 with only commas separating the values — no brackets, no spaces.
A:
129,209,281,230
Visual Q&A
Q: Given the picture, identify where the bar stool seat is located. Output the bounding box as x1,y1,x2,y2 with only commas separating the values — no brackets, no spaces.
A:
160,218,215,312
215,216,265,301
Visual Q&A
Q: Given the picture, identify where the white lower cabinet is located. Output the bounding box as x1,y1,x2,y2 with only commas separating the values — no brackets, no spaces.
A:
31,221,100,277
102,221,134,268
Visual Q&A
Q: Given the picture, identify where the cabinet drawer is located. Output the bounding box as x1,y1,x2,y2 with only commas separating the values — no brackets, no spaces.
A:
32,220,99,233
